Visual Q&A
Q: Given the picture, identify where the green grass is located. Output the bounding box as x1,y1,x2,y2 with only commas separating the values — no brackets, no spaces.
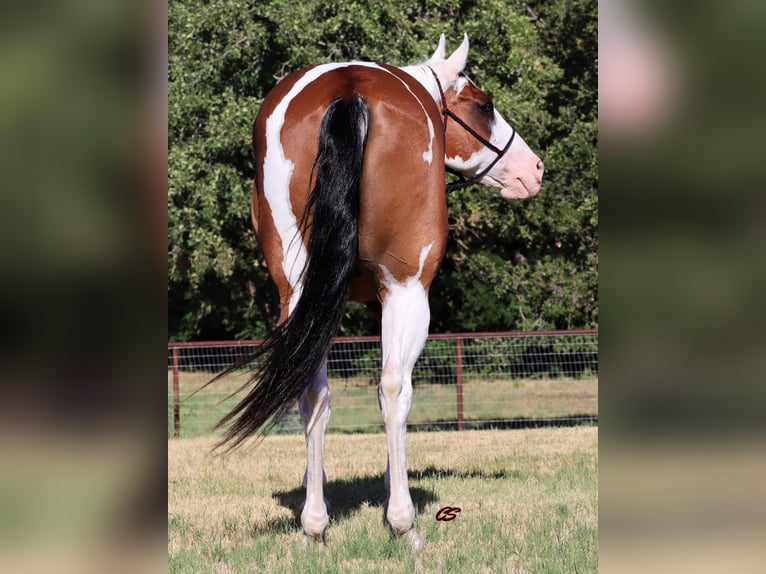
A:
168,427,598,573
168,371,598,438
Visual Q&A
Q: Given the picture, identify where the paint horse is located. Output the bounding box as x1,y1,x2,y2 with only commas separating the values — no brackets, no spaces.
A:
216,34,543,549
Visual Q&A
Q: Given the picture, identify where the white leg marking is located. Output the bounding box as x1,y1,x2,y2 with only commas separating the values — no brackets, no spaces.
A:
376,243,433,550
298,360,331,542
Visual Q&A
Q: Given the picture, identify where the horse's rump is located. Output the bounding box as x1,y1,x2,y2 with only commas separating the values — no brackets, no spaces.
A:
253,63,449,298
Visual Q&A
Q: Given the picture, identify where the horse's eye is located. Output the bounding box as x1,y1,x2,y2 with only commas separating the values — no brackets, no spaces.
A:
479,100,493,115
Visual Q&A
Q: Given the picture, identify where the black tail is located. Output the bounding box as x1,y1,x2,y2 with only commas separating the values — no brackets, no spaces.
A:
212,96,370,450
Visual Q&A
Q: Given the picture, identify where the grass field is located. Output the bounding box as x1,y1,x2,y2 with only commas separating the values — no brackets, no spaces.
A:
168,427,598,573
168,371,598,437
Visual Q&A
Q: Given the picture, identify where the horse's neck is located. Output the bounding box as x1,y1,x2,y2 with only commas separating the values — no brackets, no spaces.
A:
399,64,440,104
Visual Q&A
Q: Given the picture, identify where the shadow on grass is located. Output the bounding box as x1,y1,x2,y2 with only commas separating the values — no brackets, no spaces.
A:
410,465,516,481
274,474,437,525
269,464,516,535
407,414,598,432
250,514,299,537
322,414,598,435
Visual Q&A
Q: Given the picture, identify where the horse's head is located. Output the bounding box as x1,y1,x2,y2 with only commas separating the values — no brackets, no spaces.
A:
426,34,543,200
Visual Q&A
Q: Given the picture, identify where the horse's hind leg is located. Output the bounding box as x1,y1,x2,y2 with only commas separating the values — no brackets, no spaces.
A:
298,359,331,544
377,274,430,551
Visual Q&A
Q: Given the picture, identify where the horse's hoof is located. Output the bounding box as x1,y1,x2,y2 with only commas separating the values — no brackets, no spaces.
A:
400,528,423,551
301,532,326,548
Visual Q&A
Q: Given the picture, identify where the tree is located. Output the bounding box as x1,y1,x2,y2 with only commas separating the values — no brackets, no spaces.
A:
168,0,597,341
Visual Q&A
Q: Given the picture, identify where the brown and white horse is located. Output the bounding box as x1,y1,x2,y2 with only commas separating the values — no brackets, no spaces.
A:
216,34,543,549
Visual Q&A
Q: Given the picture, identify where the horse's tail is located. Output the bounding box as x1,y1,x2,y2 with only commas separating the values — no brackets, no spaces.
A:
213,96,370,450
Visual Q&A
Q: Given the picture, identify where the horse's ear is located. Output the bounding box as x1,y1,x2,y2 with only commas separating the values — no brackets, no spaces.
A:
430,34,446,61
443,33,469,79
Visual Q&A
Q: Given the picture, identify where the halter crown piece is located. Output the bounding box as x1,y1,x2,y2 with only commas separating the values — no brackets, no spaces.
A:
427,67,516,193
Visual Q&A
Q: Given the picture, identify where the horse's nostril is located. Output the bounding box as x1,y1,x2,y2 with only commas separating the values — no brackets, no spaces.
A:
536,160,544,172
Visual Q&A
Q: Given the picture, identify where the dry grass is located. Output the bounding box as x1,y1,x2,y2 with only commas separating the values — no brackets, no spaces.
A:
169,427,598,572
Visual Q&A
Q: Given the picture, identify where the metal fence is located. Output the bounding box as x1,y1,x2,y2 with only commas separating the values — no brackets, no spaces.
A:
168,330,598,438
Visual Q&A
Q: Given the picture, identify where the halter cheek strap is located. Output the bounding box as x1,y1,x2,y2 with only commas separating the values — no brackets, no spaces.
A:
427,67,516,193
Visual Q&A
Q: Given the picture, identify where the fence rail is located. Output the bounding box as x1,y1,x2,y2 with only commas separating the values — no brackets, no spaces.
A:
168,330,598,438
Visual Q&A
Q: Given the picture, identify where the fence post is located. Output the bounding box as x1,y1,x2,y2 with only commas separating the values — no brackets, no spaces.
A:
456,337,464,431
172,346,180,438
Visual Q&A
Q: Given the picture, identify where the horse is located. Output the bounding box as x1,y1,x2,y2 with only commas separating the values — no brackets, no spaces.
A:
214,34,543,549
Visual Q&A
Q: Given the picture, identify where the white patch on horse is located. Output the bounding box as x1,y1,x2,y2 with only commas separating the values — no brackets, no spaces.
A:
263,64,349,294
445,108,509,169
377,242,435,372
455,75,471,94
422,116,435,164
377,242,432,547
378,242,433,288
446,146,494,170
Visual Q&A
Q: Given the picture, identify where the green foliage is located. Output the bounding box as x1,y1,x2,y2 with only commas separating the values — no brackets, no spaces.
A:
461,336,598,380
168,0,597,340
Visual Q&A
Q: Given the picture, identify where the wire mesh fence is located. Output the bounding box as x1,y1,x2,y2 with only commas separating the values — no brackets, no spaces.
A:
168,330,598,438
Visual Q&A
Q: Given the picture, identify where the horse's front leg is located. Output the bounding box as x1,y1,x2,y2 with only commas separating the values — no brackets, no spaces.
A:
377,281,429,551
298,360,331,545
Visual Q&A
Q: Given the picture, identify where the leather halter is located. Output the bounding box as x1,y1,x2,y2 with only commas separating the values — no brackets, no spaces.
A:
427,67,516,193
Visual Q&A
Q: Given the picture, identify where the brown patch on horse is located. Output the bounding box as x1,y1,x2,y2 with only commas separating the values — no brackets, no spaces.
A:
444,81,495,161
353,65,448,290
274,64,449,297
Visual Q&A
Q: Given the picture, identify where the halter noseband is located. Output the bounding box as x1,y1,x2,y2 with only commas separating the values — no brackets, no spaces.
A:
427,67,516,193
